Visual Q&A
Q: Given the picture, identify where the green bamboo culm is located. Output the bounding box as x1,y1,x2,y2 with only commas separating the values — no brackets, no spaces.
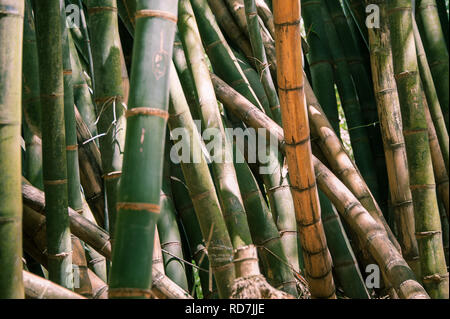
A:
158,149,189,291
413,17,449,175
108,0,178,299
387,0,449,299
317,0,381,207
169,161,218,299
325,0,390,217
415,0,449,131
34,0,73,289
435,0,449,49
168,61,235,298
189,0,264,114
302,0,340,136
319,190,370,299
86,0,126,233
0,0,25,299
60,0,83,215
243,0,281,125
22,0,41,138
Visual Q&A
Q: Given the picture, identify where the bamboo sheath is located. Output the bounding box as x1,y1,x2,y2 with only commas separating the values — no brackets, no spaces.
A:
34,0,73,289
86,0,126,234
413,17,449,175
211,74,429,299
23,121,44,191
415,0,449,131
273,0,335,299
167,60,235,298
108,0,178,299
367,3,420,277
387,0,449,299
0,0,25,298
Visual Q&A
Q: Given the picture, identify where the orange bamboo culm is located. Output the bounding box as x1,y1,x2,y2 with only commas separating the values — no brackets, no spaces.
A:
273,0,336,299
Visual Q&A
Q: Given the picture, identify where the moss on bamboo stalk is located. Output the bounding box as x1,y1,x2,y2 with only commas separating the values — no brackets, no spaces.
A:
367,2,420,277
0,0,25,299
34,0,73,289
108,0,178,299
86,0,126,233
273,0,335,299
387,0,449,298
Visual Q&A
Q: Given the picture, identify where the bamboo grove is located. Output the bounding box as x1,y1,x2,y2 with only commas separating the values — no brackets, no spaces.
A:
0,0,448,300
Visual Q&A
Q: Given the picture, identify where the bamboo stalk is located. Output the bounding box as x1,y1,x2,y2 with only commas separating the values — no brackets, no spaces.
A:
108,0,178,299
212,73,429,299
413,16,449,175
34,0,73,289
415,0,449,131
319,190,370,299
367,2,420,277
22,0,41,138
190,0,264,112
243,0,281,125
387,0,449,299
23,123,44,191
167,60,235,298
273,0,335,299
435,0,449,49
0,0,25,299
86,0,126,234
326,0,390,217
301,0,340,136
24,271,86,299
158,154,189,291
169,162,218,299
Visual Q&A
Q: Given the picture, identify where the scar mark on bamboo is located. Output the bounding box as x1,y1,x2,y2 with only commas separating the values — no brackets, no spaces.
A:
153,32,169,80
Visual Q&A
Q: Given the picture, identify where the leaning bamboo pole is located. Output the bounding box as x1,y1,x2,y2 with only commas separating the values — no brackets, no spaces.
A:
415,0,449,131
387,0,449,299
108,0,178,299
34,0,73,289
167,61,235,298
367,2,420,277
0,0,25,299
413,17,449,175
243,0,282,125
24,271,86,299
212,76,430,299
273,0,335,299
86,0,126,233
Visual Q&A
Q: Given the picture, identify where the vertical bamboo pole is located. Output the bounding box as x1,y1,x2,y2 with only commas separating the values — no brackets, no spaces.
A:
273,0,335,299
108,0,178,299
367,1,420,277
34,0,73,289
0,0,25,299
387,0,449,299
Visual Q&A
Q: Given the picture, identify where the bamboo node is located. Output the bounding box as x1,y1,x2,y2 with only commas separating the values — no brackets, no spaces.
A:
415,230,441,239
422,272,449,284
108,288,153,298
125,107,169,120
102,171,122,180
135,10,177,23
278,85,304,92
284,136,311,147
116,202,160,214
43,179,67,186
66,144,78,151
47,251,72,260
0,9,23,18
